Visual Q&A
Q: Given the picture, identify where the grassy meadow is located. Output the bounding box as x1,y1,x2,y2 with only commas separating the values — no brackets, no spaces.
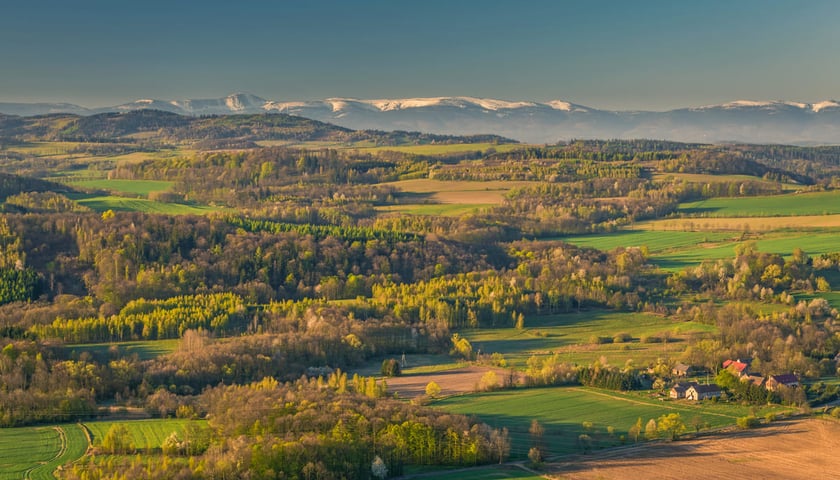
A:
66,194,223,215
560,230,840,271
67,179,175,197
462,310,714,368
65,339,180,361
678,190,840,217
435,387,791,458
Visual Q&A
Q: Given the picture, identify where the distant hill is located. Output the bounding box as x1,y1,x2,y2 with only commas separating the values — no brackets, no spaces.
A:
0,110,514,147
3,94,840,144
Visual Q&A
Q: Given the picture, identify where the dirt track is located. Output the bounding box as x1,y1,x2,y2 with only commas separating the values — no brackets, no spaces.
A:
548,418,840,479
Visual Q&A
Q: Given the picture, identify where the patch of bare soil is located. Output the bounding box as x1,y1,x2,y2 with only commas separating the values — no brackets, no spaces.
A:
385,366,521,398
548,418,840,480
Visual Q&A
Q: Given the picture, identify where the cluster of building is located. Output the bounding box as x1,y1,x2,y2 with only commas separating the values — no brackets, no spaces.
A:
668,359,800,401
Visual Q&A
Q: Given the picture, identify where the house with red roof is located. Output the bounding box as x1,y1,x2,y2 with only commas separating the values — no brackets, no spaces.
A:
722,358,750,378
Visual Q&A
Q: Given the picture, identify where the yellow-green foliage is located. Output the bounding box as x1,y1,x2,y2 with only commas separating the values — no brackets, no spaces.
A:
32,293,246,342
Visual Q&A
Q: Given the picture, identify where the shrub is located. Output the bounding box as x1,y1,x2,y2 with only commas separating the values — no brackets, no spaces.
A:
527,447,543,467
736,416,760,429
425,381,441,398
613,332,632,343
381,358,401,377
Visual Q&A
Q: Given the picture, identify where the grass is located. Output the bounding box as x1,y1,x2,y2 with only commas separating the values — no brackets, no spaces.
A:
353,353,461,377
376,203,492,217
409,465,543,480
652,172,800,191
678,190,840,217
66,194,222,215
557,230,734,254
0,424,88,480
561,230,840,272
67,179,174,197
461,310,715,368
353,142,523,155
84,419,202,452
435,386,790,458
65,339,180,361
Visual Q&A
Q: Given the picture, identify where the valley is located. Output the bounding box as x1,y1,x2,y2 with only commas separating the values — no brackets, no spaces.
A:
1,111,840,478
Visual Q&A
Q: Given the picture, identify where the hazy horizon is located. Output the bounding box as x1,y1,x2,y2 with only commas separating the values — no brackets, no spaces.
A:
1,0,839,110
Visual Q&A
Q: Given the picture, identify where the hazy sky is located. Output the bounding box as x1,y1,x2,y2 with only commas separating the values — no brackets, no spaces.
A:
1,0,838,110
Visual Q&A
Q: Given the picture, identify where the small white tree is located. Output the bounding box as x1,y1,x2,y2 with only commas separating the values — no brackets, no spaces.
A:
371,455,388,479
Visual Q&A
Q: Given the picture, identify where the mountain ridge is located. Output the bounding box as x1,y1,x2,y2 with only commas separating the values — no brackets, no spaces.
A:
2,93,840,144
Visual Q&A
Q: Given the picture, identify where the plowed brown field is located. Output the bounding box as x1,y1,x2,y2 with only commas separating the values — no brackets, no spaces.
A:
548,418,840,479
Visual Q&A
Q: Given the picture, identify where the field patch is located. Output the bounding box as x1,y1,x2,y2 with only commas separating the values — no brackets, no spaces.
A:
0,424,88,480
678,190,840,217
653,172,796,188
354,142,523,155
548,418,838,480
385,366,521,399
65,339,180,361
635,215,840,232
66,194,221,215
462,311,714,367
376,203,492,217
562,230,840,272
67,179,174,197
380,178,537,215
435,387,789,458
84,419,202,452
557,231,734,254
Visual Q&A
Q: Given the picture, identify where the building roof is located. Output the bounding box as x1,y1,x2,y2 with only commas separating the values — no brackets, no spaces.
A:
673,363,690,373
770,374,799,385
671,382,698,392
688,383,721,394
723,359,749,374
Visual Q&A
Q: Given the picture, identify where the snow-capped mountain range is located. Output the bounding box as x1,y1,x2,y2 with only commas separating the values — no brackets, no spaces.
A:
2,93,840,144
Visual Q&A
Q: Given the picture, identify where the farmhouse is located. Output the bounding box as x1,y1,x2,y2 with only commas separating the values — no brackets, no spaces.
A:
672,362,691,377
766,373,799,391
723,358,751,378
670,381,698,399
685,383,722,401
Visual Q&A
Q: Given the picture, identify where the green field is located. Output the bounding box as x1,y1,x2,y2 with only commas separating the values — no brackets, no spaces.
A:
68,179,174,197
561,230,840,272
557,230,734,254
435,387,789,458
67,194,222,215
679,190,840,217
462,311,715,367
410,465,543,480
85,419,201,452
0,424,88,480
377,203,491,217
65,339,180,361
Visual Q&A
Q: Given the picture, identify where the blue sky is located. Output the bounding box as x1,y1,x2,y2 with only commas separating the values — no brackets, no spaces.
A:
1,0,838,110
